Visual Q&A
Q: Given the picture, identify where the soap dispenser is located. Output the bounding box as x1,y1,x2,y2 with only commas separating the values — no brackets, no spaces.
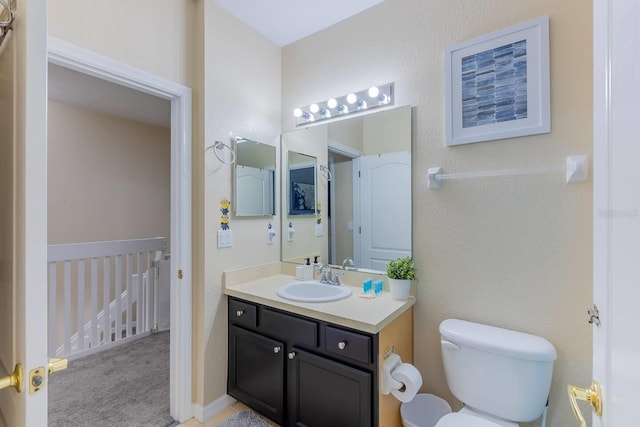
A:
303,258,313,280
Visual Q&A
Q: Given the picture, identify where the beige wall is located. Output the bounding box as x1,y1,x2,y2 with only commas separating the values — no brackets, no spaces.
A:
47,101,170,246
48,0,193,85
200,2,282,407
283,1,592,426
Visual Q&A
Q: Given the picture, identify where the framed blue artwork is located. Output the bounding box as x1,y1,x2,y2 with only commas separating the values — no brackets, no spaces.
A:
445,16,550,146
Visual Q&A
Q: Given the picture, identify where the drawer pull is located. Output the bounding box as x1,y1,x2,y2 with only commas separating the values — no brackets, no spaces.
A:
273,346,281,354
288,352,296,360
236,310,244,317
338,341,347,350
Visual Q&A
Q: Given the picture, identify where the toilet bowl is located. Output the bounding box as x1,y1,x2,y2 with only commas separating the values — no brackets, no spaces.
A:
435,407,518,427
434,319,557,427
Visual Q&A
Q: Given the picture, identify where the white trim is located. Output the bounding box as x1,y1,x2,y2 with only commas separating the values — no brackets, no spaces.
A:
328,140,362,159
47,37,193,422
192,395,237,423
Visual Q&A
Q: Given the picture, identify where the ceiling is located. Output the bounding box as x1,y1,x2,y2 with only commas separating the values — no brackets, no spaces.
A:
48,63,171,128
48,1,384,127
214,0,384,46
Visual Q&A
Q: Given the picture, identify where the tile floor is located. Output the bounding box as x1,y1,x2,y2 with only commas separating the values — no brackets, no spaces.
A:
179,401,280,427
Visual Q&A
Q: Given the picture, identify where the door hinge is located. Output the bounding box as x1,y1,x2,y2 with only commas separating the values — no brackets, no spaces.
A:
178,269,184,279
588,304,600,326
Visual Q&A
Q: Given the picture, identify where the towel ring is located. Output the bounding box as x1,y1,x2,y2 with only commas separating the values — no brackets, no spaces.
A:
207,140,236,165
0,0,14,28
319,165,332,181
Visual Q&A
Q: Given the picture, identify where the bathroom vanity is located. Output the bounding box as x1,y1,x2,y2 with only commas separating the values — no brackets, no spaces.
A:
224,265,415,427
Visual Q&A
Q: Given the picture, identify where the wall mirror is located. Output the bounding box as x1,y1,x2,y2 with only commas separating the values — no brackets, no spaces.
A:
233,136,276,216
287,151,316,216
281,105,412,272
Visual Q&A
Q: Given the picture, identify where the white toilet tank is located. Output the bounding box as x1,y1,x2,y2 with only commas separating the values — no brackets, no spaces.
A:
439,319,557,423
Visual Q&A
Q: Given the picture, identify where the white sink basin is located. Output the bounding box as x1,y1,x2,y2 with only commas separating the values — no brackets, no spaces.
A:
277,281,353,303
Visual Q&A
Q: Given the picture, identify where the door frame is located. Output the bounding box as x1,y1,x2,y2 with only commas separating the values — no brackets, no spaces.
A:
47,37,193,422
327,140,361,266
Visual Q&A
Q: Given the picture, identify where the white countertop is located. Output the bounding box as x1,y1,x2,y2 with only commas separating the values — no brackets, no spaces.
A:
223,274,415,334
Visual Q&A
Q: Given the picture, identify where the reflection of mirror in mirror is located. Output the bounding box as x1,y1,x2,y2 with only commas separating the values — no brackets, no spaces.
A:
288,151,317,216
281,105,412,272
233,137,276,216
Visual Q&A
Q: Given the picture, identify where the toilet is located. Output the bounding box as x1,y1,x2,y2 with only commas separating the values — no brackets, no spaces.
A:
434,319,557,427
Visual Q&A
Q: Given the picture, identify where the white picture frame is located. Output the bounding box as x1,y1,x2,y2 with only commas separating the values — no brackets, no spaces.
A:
445,16,550,146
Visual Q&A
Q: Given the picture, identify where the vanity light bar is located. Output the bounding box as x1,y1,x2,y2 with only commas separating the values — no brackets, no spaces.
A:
293,83,394,126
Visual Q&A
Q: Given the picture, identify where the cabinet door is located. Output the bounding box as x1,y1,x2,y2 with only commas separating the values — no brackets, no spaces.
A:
288,348,372,427
228,325,285,424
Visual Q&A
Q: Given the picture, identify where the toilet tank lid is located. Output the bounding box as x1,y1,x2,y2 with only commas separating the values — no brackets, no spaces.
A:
439,319,557,362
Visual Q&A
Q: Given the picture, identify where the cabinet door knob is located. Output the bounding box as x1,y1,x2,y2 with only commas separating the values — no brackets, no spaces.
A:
288,352,296,360
338,341,347,350
236,310,244,317
273,346,281,354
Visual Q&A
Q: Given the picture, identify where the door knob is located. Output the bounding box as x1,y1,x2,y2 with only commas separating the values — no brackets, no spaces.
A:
0,364,23,393
568,380,603,427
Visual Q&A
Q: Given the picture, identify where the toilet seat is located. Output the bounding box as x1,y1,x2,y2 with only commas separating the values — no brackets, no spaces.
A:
435,412,504,427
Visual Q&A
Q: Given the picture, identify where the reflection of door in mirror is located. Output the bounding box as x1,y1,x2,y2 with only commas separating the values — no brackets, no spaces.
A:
353,151,411,270
328,105,412,270
233,137,276,217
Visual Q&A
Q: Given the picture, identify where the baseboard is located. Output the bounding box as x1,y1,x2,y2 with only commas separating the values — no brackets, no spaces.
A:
192,394,237,423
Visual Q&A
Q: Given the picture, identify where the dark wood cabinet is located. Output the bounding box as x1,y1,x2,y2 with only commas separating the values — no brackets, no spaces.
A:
227,297,378,427
288,348,371,427
228,325,285,424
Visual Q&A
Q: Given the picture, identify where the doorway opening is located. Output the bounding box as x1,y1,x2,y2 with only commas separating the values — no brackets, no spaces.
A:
46,37,192,423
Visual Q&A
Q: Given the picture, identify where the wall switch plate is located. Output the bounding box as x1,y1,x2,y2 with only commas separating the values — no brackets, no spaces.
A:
347,221,353,231
217,230,233,248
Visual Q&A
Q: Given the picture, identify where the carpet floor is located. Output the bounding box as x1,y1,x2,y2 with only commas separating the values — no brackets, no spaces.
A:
217,410,273,427
49,331,174,427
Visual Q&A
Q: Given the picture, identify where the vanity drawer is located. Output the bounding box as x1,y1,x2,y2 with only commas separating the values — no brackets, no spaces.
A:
229,299,257,329
324,326,372,365
260,308,318,348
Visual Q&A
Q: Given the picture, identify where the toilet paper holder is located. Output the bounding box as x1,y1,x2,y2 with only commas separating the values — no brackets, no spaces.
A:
382,353,405,395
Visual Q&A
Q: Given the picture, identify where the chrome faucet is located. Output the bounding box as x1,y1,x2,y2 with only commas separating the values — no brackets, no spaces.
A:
318,264,343,286
318,264,331,282
342,257,354,269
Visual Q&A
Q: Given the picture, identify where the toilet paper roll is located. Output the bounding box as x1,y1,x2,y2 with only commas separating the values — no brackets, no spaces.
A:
390,363,423,403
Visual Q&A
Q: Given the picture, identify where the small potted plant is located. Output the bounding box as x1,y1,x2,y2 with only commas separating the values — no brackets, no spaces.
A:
386,256,416,300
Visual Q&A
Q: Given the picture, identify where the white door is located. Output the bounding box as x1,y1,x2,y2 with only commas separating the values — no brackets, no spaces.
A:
0,0,49,426
235,166,274,216
589,1,639,426
354,151,411,270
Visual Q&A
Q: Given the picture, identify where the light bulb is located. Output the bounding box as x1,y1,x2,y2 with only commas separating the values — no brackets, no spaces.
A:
319,108,331,118
368,86,380,98
293,108,303,118
309,103,320,113
346,93,357,104
357,99,368,110
327,98,338,109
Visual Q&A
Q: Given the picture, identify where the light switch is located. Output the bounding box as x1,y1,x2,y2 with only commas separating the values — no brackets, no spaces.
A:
347,221,353,231
217,230,233,248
